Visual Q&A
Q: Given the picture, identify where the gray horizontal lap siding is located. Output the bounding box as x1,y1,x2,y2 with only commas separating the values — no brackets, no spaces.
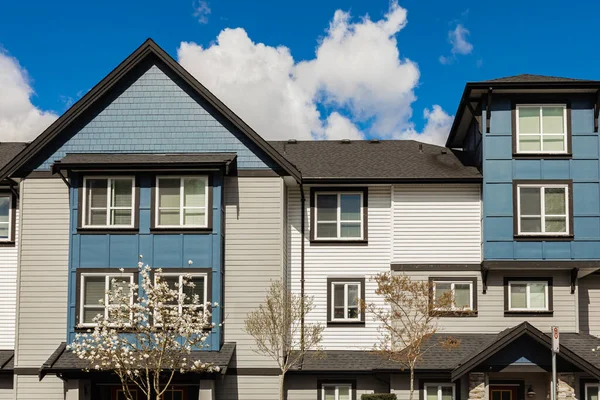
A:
14,178,69,399
579,274,600,336
224,176,284,368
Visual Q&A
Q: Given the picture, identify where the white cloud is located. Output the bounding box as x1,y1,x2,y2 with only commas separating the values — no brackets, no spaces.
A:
179,2,450,145
0,49,57,142
449,24,473,55
192,1,211,24
394,105,453,145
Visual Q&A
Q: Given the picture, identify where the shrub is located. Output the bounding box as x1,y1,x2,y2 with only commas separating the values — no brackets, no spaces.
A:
361,394,397,400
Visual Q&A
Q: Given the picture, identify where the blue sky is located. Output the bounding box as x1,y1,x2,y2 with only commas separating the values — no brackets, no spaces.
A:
1,0,599,144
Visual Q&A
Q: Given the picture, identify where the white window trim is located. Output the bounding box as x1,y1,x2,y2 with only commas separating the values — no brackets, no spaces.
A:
155,176,209,228
82,176,136,228
508,280,549,311
517,183,570,236
0,193,13,242
424,383,456,400
154,272,209,316
321,384,352,400
585,383,600,400
330,281,361,322
79,272,135,328
433,281,474,311
314,191,364,240
516,104,568,154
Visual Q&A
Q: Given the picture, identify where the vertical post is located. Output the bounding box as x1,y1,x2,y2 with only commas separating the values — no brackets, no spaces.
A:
552,351,557,400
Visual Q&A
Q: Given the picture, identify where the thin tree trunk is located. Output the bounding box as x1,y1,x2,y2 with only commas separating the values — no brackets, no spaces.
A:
409,367,414,400
279,372,286,400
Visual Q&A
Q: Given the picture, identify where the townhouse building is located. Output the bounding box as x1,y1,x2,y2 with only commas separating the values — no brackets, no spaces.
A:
1,36,600,400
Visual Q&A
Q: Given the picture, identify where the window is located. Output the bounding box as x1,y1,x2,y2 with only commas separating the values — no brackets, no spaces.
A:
508,281,549,311
79,272,135,327
516,105,567,154
516,183,570,236
322,384,352,400
585,383,600,400
0,193,13,242
312,188,367,241
433,280,474,311
155,272,208,315
327,279,364,324
424,384,455,400
82,177,135,228
155,176,208,228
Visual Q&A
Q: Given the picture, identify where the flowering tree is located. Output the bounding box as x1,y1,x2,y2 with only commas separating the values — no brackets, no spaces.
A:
69,260,218,400
244,280,323,400
366,273,459,400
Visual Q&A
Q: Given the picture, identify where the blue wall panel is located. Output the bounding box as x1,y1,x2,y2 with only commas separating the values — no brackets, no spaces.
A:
32,64,279,171
483,96,600,260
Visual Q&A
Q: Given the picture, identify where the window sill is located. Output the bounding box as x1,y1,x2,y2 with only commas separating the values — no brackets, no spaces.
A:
77,227,139,235
310,240,368,247
514,235,573,242
504,310,553,316
433,310,478,318
327,321,365,328
150,227,212,234
0,241,16,247
512,153,572,160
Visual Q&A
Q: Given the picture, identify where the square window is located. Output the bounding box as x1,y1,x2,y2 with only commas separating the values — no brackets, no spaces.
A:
156,176,208,228
516,183,570,236
432,280,474,311
82,177,135,228
424,384,455,400
329,279,363,323
321,384,352,400
508,280,549,311
79,272,135,327
154,272,208,323
313,189,366,241
516,105,567,154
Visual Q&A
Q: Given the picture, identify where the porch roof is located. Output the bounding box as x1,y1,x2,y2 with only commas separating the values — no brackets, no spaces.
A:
0,350,13,372
40,342,236,379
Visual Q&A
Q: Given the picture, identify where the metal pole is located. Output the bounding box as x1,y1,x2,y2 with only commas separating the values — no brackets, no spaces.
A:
551,350,557,400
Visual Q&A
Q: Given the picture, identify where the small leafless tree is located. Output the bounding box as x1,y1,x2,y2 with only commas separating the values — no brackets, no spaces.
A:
367,273,460,400
244,280,323,400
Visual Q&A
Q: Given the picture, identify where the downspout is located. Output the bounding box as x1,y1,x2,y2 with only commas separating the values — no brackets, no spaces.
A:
300,183,306,352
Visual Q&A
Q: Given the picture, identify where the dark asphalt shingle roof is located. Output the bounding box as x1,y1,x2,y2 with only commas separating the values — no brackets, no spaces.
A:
0,143,27,172
54,152,237,167
269,140,481,181
0,350,14,371
294,333,496,372
42,342,235,374
483,74,594,83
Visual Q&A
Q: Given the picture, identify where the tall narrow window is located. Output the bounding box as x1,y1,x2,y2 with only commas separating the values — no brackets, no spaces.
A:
322,384,352,400
313,190,365,240
156,176,208,228
0,193,12,242
516,105,567,153
79,273,135,327
330,281,361,322
516,183,570,236
83,177,135,228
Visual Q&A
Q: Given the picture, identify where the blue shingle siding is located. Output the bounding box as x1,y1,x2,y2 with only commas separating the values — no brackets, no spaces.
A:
483,96,600,260
36,64,277,170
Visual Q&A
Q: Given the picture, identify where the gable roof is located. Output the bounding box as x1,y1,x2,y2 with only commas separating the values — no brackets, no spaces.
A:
451,322,600,380
268,140,481,182
483,74,592,83
0,39,301,181
0,142,28,172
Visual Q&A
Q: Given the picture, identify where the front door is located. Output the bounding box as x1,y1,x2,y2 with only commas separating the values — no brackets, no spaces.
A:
489,386,518,400
111,386,188,400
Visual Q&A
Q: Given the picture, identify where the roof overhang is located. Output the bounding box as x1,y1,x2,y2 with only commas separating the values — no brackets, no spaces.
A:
301,177,482,184
451,322,600,381
51,153,238,175
446,81,600,148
